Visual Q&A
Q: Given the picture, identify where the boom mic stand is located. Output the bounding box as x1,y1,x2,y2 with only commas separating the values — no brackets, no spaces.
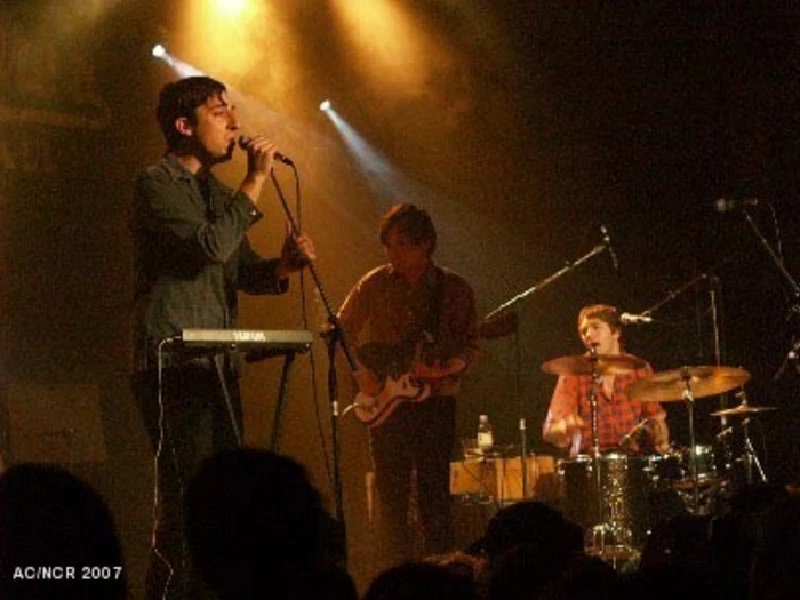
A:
269,170,358,564
483,242,609,499
741,209,800,377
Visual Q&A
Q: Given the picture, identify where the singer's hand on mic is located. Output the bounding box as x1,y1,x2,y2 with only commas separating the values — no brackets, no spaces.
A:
238,135,279,202
243,135,279,175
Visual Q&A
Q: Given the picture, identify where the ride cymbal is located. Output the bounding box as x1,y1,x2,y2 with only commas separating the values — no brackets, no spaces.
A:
541,353,647,376
628,366,750,402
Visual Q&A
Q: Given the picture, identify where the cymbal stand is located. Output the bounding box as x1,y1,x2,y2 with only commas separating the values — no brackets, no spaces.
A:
587,347,602,515
680,370,701,512
587,348,634,556
741,416,767,485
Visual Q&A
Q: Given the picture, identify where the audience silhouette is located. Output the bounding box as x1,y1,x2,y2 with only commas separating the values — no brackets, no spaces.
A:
184,446,355,600
0,463,127,600
365,561,479,600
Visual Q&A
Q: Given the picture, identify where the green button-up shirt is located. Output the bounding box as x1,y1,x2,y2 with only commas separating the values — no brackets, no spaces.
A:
131,153,287,370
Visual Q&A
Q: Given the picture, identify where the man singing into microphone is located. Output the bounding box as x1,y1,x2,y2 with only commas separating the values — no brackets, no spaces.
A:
130,76,315,600
543,304,669,456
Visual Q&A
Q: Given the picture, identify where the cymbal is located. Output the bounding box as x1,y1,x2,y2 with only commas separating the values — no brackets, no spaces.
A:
628,366,750,403
711,402,777,417
541,353,647,376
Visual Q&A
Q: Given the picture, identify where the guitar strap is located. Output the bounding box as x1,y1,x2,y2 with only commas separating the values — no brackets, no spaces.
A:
421,266,445,364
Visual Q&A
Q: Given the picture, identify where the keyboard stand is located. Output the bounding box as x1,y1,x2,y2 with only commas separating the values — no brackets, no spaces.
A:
270,350,297,452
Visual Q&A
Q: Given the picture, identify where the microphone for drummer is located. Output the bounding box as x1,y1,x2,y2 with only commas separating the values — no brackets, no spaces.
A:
620,312,654,325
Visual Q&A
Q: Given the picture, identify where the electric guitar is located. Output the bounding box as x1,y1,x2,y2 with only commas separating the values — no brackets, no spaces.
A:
353,372,432,427
351,335,448,427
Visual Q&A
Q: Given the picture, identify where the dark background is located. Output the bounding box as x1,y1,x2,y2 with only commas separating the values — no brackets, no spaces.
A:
1,0,798,595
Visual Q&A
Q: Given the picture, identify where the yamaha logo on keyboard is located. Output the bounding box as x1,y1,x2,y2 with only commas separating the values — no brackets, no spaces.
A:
232,330,268,343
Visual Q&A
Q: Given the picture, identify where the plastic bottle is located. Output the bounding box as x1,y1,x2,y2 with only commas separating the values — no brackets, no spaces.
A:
477,414,494,453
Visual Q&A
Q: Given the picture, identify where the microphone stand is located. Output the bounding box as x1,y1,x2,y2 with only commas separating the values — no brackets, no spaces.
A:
742,210,800,378
708,276,730,443
269,170,357,564
639,273,708,318
485,244,607,320
483,243,608,499
742,211,800,297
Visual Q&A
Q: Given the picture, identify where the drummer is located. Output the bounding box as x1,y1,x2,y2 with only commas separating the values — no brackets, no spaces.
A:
542,303,669,456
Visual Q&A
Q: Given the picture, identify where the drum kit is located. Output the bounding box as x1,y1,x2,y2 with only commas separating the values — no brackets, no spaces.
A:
541,352,777,558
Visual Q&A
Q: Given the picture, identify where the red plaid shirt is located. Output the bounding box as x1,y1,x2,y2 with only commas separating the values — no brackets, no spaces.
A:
543,360,665,456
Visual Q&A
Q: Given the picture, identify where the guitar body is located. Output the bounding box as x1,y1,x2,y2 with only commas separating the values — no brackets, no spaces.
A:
353,373,432,427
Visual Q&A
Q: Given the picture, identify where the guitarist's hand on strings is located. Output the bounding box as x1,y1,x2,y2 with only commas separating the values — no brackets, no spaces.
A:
353,365,382,398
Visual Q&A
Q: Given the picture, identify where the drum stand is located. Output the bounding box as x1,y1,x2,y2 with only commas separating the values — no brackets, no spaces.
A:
741,416,768,485
678,370,703,512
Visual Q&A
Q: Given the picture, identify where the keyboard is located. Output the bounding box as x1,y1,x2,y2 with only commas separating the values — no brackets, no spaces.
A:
180,329,313,353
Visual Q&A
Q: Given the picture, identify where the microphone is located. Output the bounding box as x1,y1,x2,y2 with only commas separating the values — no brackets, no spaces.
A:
711,198,759,213
620,312,653,324
599,225,619,272
238,135,295,166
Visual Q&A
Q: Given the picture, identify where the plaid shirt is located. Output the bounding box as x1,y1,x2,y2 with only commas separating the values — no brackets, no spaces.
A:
338,263,479,396
543,359,665,456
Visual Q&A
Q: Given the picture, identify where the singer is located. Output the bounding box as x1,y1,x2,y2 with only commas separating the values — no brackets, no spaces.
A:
542,304,670,456
130,76,315,600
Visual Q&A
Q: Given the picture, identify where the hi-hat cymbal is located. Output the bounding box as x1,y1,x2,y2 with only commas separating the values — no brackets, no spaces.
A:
711,402,777,417
628,366,750,402
541,353,647,376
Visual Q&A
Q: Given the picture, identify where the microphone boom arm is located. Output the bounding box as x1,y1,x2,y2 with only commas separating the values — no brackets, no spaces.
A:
485,244,607,320
742,210,800,297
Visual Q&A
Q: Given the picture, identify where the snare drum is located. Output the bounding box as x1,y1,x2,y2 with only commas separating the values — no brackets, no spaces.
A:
558,454,654,545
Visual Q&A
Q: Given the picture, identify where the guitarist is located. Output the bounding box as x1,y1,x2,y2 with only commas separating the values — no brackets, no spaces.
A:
338,203,479,569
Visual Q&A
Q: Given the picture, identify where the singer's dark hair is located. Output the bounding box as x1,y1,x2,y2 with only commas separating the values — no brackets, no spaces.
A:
156,76,227,150
577,304,623,338
379,203,437,257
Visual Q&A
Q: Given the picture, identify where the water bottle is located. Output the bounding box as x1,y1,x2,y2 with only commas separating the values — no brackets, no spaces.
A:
477,414,494,453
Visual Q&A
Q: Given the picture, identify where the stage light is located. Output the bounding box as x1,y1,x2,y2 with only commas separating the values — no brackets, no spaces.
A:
320,100,331,112
215,0,248,17
152,44,167,58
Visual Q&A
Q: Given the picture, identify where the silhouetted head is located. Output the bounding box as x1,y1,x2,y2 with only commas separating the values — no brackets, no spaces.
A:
185,447,352,600
0,463,126,600
484,501,583,566
365,561,478,600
